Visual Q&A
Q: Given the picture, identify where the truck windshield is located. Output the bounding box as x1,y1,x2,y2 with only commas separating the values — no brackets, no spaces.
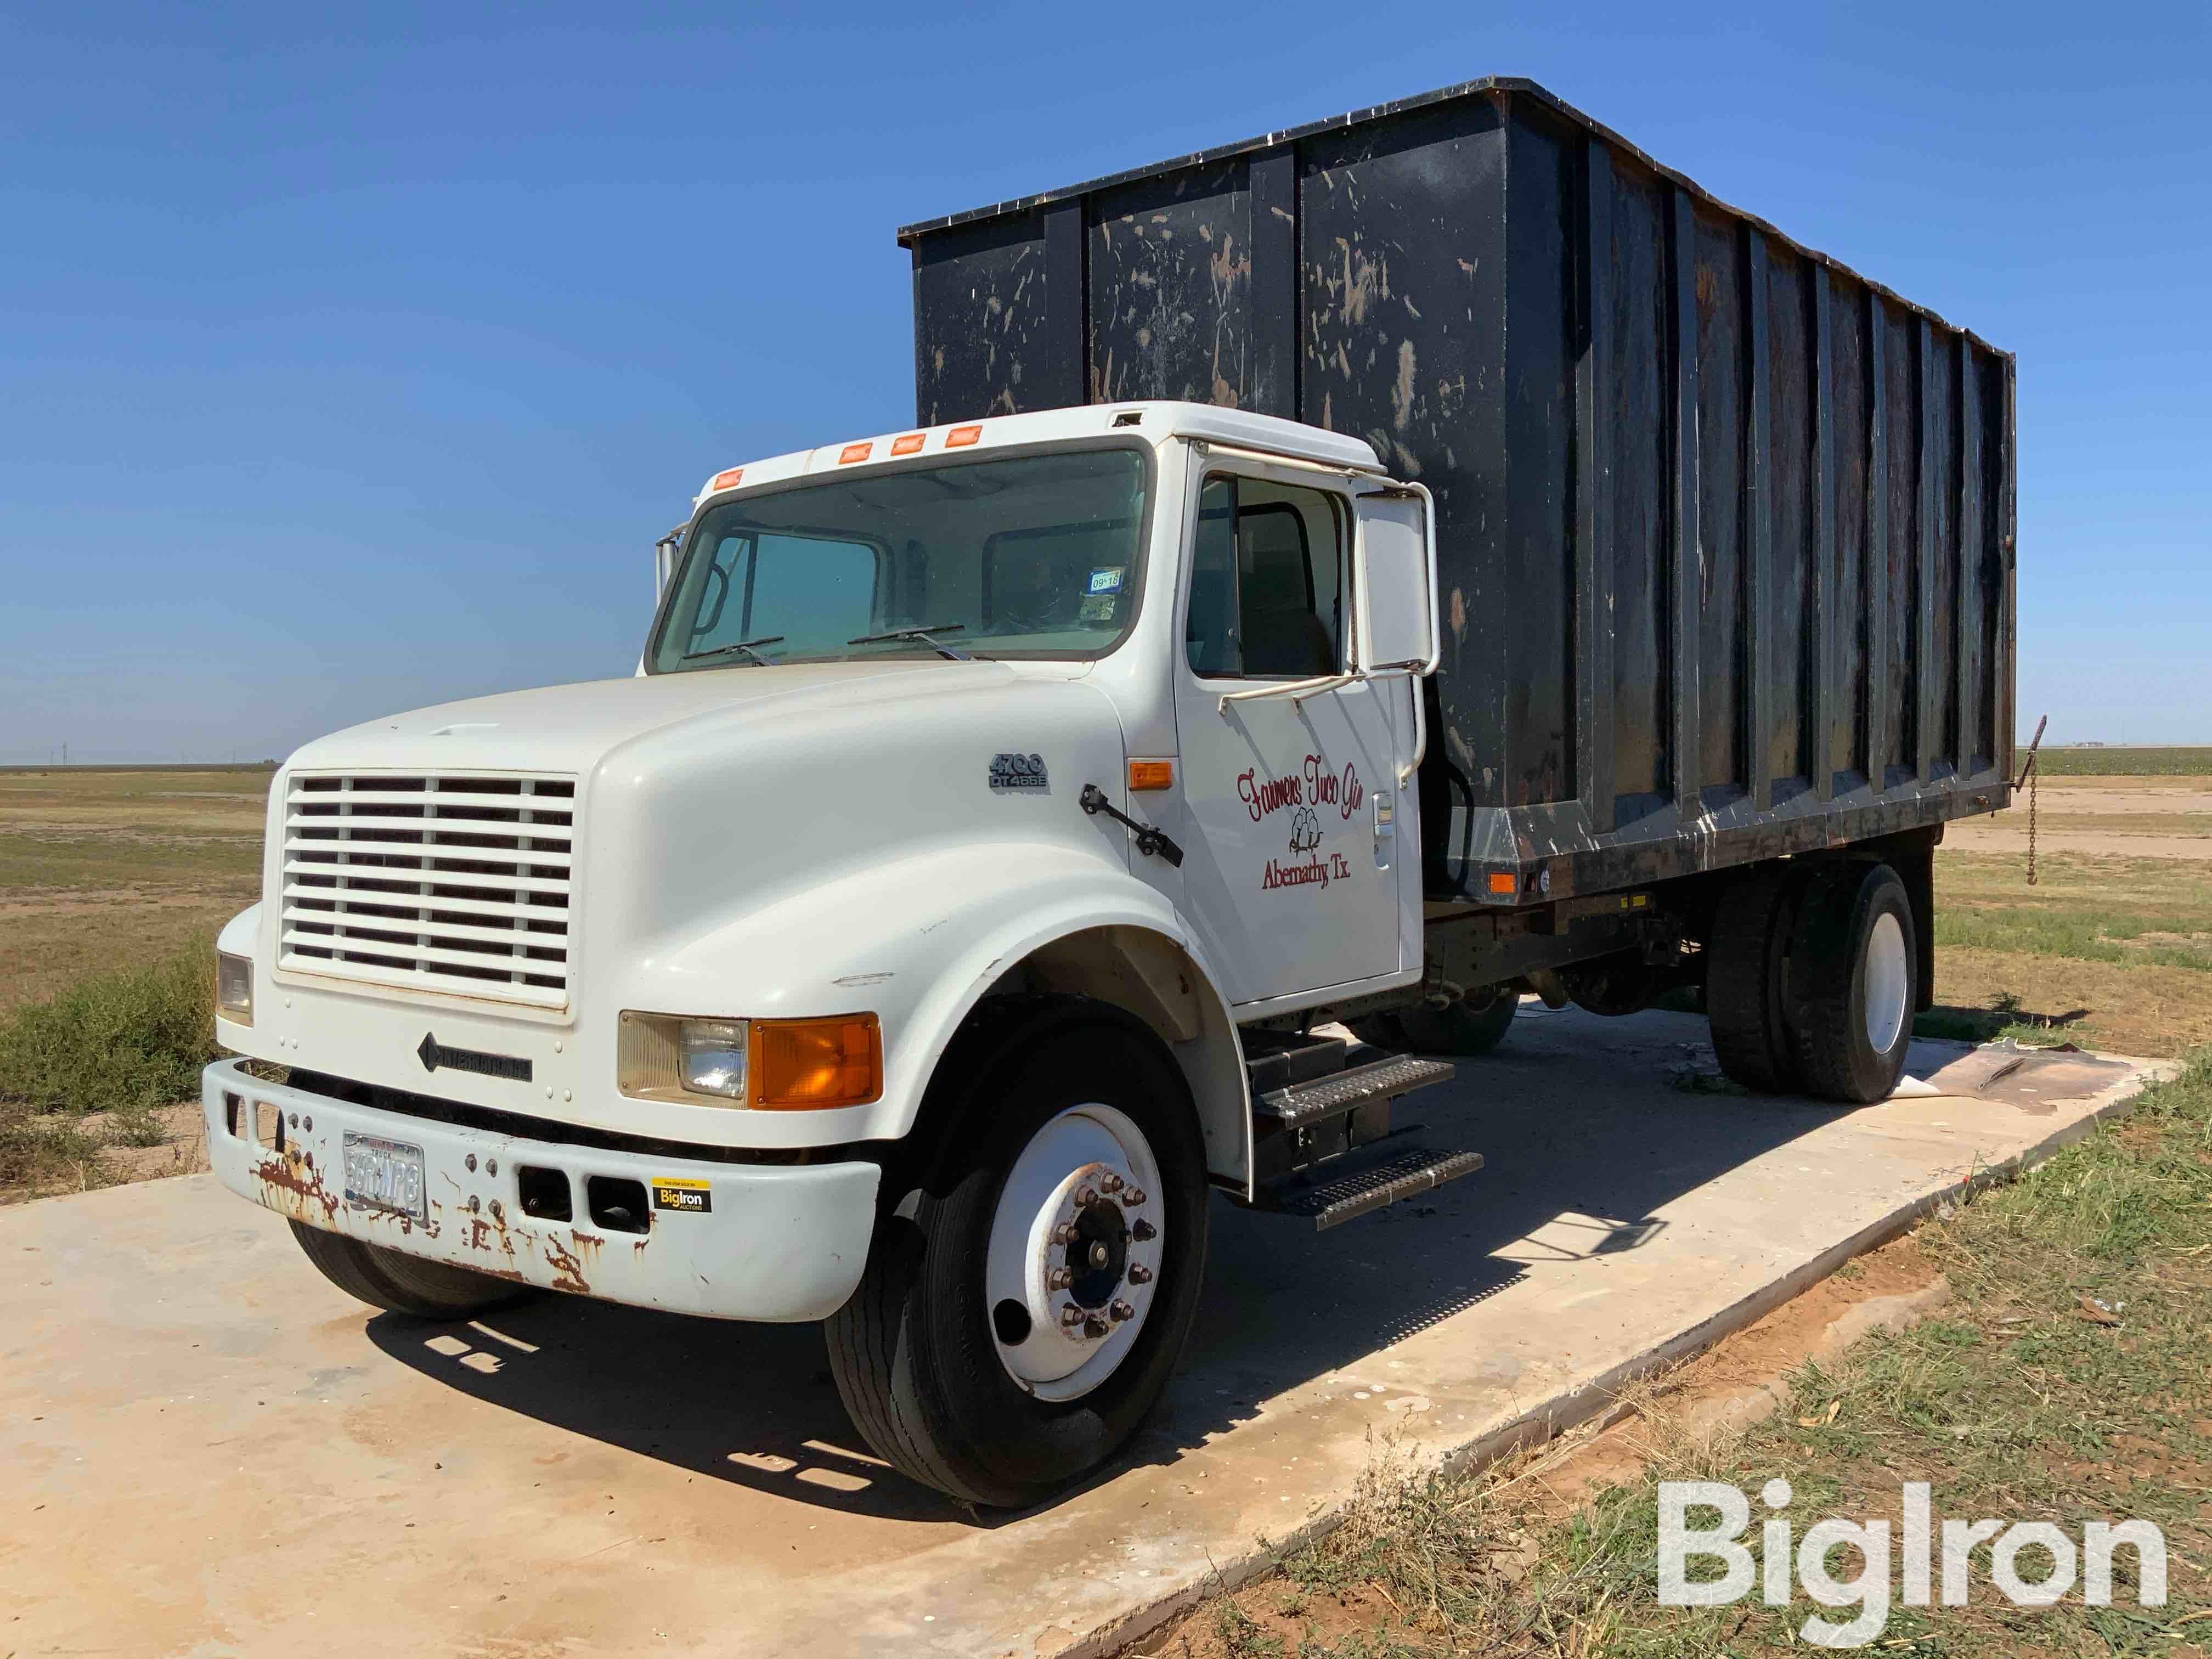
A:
648,447,1149,670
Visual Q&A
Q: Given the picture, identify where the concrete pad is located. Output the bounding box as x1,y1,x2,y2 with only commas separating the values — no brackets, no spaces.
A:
2,1009,2168,1658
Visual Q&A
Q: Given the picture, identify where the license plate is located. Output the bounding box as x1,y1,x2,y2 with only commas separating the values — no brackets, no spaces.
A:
343,1132,426,1222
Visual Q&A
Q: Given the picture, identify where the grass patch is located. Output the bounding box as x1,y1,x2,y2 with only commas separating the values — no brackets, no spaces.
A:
0,955,217,1116
1164,1056,2212,1656
2035,747,2212,776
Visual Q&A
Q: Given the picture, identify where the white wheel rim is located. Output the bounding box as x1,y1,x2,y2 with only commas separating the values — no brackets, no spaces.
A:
1863,911,1909,1054
983,1103,1164,1403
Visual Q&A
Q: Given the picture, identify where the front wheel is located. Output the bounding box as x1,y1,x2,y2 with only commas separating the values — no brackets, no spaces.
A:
287,1220,534,1319
826,1012,1210,1507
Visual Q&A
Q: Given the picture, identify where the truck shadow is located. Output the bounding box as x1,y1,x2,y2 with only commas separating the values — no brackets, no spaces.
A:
365,1007,1946,1525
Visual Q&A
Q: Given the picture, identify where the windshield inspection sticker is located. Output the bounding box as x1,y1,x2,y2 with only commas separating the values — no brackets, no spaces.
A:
651,1177,712,1214
989,752,1050,793
1087,567,1124,592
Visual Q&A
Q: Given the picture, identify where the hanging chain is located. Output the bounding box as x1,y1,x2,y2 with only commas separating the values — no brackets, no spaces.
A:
2017,714,2047,889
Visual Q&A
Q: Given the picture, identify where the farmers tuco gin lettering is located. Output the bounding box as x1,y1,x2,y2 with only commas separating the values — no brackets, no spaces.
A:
1238,754,1365,826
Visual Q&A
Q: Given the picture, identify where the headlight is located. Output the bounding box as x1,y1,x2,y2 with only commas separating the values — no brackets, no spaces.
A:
617,1011,881,1109
217,952,253,1025
679,1019,749,1098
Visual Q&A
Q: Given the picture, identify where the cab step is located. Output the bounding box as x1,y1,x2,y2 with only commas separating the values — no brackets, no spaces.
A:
1255,1053,1456,1132
1254,1137,1487,1231
1240,1031,1460,1187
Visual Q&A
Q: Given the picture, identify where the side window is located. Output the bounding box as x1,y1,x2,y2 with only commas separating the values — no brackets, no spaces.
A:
1186,475,1346,679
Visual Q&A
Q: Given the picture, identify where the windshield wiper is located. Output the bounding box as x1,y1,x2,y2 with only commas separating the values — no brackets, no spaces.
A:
845,623,973,661
681,634,785,667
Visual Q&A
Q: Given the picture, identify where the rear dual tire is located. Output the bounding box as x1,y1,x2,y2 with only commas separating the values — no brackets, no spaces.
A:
1350,986,1517,1056
1706,861,1917,1105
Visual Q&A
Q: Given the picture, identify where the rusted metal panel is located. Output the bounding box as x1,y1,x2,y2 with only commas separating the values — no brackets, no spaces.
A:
1088,163,1253,408
1605,160,1673,820
1669,187,1701,821
1765,241,1815,798
1693,205,1748,808
1572,142,1616,835
1829,270,1871,787
901,77,2016,904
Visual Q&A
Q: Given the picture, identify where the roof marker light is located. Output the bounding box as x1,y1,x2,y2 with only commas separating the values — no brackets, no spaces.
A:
838,442,873,465
946,425,982,448
709,467,744,491
890,433,926,456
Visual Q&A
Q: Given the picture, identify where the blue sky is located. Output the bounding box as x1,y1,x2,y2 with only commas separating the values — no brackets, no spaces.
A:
2,1,2206,761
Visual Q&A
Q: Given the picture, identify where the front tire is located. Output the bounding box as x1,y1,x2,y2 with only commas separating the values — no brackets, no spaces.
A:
826,1010,1210,1508
287,1220,534,1319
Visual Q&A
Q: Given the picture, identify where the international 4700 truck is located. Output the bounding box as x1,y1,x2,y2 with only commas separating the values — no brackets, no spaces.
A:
203,79,2016,1505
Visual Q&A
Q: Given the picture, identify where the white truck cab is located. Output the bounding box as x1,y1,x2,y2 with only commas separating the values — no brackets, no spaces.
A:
204,402,1464,1505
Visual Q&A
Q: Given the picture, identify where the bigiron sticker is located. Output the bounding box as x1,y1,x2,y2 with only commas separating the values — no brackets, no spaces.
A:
989,752,1049,793
651,1177,712,1214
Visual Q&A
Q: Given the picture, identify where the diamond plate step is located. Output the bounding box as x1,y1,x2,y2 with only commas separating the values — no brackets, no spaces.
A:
1254,1054,1456,1133
1262,1142,1486,1231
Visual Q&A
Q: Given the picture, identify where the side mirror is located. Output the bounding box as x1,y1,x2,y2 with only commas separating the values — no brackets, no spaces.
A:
1352,484,1440,674
653,526,687,602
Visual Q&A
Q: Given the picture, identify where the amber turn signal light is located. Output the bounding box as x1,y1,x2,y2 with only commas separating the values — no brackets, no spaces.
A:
754,1014,882,1110
1487,871,1518,895
1127,759,1174,792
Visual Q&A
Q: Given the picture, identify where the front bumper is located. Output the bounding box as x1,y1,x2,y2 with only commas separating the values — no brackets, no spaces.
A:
201,1060,881,1322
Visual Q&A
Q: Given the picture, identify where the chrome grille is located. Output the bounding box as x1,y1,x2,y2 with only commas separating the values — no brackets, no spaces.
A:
280,772,577,1009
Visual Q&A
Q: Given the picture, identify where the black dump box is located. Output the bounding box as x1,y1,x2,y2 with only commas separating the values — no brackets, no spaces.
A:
899,77,2016,905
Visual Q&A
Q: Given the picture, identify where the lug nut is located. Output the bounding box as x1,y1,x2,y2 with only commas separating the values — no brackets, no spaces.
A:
302,1116,312,1133
1131,1219,1158,1242
489,1200,503,1222
1047,1266,1073,1290
1059,1304,1085,1328
1127,1264,1154,1284
1099,1172,1124,1194
486,1159,498,1177
1074,1184,1097,1207
467,1196,481,1215
1051,1222,1078,1246
1083,1317,1109,1340
1109,1300,1136,1323
465,1154,477,1172
1120,1188,1147,1207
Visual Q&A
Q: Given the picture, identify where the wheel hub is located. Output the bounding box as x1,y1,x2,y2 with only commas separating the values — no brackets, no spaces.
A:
984,1104,1164,1402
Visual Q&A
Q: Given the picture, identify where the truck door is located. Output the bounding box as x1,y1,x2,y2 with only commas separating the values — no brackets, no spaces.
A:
1171,461,1416,1008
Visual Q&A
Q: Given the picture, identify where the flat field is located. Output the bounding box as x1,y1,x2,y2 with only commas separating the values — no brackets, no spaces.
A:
0,766,269,1014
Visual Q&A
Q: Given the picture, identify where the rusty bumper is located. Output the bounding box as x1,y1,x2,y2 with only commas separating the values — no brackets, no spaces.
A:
201,1060,880,1322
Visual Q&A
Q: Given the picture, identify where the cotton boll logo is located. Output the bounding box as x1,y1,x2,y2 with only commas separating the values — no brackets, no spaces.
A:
1287,806,1322,855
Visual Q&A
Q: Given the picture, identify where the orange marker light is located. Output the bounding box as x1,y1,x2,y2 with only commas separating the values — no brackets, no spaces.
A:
838,442,873,465
754,1014,882,1110
890,432,926,456
946,424,982,448
1487,871,1518,895
1127,759,1175,792
709,467,744,491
